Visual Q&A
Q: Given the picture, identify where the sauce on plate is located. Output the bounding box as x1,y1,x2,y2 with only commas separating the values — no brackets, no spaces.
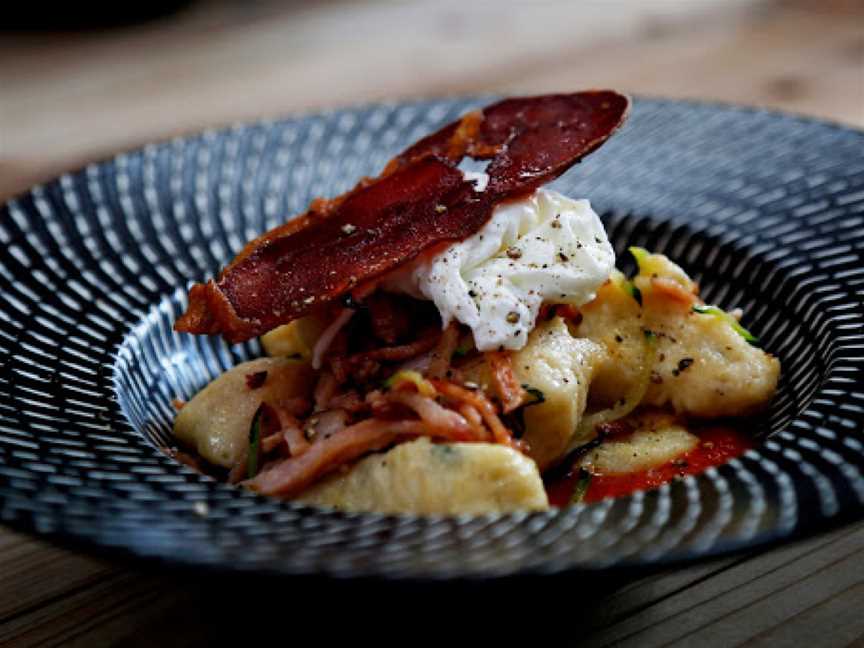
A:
546,425,752,506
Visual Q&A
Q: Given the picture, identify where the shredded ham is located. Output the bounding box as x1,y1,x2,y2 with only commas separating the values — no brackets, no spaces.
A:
312,308,354,370
366,293,412,344
384,391,474,441
427,323,459,379
457,403,490,441
246,419,430,496
649,277,697,307
228,431,285,484
313,371,339,412
308,408,350,441
283,428,310,459
396,351,434,375
327,390,366,413
329,329,441,383
277,396,312,417
430,379,522,451
353,330,440,362
486,351,527,413
274,408,311,458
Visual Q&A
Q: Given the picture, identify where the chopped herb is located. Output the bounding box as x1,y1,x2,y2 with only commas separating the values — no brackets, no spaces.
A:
521,385,546,406
629,284,643,306
452,340,473,359
677,357,694,372
502,409,526,439
570,468,593,504
502,386,547,438
245,371,268,390
247,404,265,479
692,304,760,345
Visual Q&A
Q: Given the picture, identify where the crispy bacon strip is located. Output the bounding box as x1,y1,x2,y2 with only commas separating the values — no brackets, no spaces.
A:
176,91,630,342
246,419,428,496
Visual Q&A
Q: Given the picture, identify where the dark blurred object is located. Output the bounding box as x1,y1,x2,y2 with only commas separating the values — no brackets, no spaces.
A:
0,0,193,30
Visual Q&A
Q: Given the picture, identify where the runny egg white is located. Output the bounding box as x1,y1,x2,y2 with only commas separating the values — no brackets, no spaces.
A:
387,181,615,351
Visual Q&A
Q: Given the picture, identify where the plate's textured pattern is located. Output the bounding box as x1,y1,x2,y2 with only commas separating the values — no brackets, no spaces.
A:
0,99,862,578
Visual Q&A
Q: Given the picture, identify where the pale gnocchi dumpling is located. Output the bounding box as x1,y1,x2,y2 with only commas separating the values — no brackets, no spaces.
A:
511,317,606,470
260,316,325,359
577,254,780,418
298,437,548,514
579,412,698,474
173,357,314,467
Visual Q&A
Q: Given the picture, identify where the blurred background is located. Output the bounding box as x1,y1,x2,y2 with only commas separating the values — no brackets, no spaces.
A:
1,0,862,202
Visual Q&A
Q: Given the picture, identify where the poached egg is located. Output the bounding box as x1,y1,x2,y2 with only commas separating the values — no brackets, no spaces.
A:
387,182,615,351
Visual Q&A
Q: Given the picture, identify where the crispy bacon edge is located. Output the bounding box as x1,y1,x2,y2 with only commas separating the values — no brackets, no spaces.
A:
175,91,630,343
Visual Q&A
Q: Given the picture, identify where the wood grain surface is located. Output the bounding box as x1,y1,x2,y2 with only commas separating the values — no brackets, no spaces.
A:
0,0,862,646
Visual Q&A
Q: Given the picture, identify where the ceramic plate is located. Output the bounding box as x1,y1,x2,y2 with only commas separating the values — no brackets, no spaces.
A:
1,98,863,578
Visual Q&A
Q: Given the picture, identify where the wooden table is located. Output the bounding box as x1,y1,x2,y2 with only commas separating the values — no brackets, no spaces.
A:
1,1,863,645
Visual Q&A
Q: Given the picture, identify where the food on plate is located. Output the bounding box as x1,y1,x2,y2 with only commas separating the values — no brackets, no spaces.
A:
170,91,779,514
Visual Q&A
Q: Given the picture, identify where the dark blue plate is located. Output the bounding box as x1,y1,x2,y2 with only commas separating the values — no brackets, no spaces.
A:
1,98,862,579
